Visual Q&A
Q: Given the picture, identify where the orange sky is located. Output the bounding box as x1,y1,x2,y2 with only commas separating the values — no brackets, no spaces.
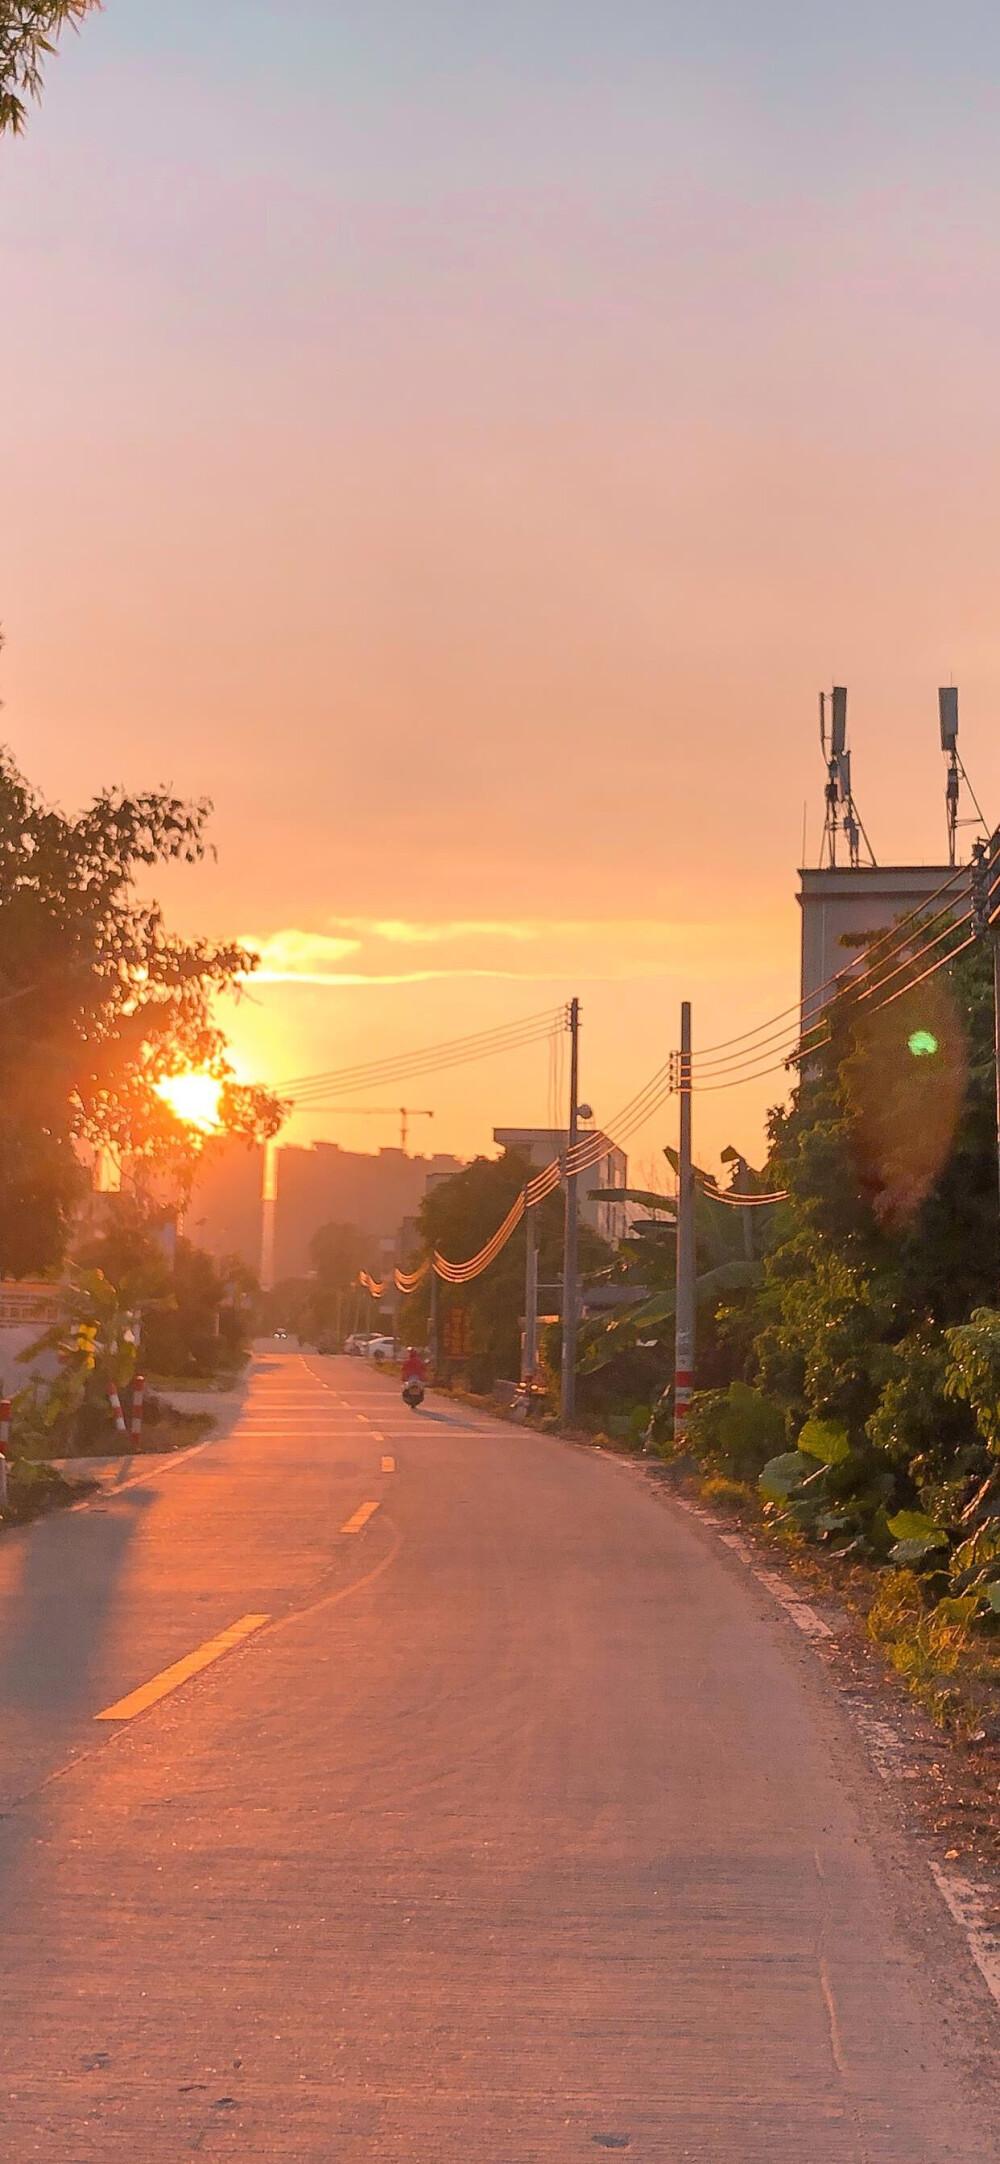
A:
3,5,1000,1181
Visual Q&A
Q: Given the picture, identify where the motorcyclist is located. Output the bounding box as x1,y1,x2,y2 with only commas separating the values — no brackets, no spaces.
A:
401,1346,426,1386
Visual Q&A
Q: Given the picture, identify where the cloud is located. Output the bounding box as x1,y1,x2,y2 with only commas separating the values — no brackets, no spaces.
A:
240,930,362,977
252,968,553,987
239,914,780,988
342,917,539,945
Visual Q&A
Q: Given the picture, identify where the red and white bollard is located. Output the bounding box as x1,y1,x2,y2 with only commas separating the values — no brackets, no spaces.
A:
130,1374,145,1448
108,1387,129,1440
0,1397,9,1510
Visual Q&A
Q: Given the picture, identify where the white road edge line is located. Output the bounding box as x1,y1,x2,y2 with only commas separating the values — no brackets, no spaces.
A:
676,1493,1000,2015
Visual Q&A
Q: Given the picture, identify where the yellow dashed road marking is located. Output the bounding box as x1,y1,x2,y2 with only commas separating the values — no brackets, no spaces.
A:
341,1499,381,1535
380,1455,396,1474
95,1614,270,1722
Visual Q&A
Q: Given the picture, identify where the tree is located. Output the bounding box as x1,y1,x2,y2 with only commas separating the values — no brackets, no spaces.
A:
295,1221,369,1345
0,748,283,1276
755,937,998,1450
417,1149,611,1388
715,936,1000,1556
0,2,101,134
72,1196,257,1379
310,1220,368,1292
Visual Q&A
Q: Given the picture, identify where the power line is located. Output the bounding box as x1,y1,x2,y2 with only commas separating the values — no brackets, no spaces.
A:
689,894,967,1075
690,860,971,1063
356,877,990,1295
283,1019,562,1104
688,907,974,1085
278,1005,564,1101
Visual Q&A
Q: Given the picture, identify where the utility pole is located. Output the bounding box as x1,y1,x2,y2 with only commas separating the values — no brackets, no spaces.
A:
429,1268,439,1377
674,1000,695,1446
523,1195,539,1386
560,997,581,1427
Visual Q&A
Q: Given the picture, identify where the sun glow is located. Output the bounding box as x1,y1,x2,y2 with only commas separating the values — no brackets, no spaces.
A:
156,1071,224,1132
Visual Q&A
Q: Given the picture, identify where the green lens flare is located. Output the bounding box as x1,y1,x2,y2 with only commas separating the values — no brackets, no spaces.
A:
908,1029,939,1058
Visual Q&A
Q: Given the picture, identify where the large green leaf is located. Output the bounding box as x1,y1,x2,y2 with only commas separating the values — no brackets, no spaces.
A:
887,1509,949,1566
588,1188,676,1213
887,1509,948,1546
890,1535,947,1565
798,1417,850,1466
759,1450,814,1500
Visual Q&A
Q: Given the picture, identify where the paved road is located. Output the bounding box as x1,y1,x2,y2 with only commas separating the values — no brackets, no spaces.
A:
0,1351,996,2160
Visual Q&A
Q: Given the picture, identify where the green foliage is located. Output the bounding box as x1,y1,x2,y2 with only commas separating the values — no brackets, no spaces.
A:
0,2,100,135
866,1570,983,1724
759,1450,816,1501
417,1149,611,1389
943,1308,1000,1455
721,937,1000,1583
3,1455,77,1524
18,1199,253,1451
886,1510,950,1566
798,1417,850,1465
686,1381,785,1481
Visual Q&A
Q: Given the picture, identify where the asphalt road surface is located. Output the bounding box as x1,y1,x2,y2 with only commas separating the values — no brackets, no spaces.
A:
0,1350,996,2161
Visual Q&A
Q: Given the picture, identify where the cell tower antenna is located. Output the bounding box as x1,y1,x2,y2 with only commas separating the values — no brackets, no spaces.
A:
817,685,876,869
939,687,988,867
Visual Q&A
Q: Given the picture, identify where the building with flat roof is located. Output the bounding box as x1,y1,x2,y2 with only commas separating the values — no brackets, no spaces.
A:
273,1142,464,1283
798,863,966,1030
492,1126,628,1246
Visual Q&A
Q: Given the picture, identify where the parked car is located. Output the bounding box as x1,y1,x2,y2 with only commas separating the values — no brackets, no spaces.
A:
344,1331,378,1356
364,1335,397,1362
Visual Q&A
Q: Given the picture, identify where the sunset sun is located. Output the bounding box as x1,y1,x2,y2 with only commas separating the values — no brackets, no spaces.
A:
156,1071,224,1132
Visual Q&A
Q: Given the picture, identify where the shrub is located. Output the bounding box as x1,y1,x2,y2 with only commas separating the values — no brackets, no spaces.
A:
687,1381,785,1481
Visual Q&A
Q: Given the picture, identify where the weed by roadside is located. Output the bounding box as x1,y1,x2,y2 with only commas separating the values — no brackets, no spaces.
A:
2,1458,94,1527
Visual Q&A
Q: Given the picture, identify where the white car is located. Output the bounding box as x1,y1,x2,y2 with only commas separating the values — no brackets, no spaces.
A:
364,1335,397,1362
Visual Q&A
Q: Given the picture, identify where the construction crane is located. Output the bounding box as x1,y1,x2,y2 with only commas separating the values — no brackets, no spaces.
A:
296,1105,434,1153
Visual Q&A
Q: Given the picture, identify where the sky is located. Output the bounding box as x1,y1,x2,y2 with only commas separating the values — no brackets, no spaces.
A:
3,2,1000,1179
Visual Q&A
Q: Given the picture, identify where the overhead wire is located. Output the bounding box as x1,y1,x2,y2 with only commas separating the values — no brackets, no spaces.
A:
278,1005,565,1102
698,1181,789,1206
688,859,972,1064
283,1021,563,1106
356,863,993,1296
688,906,974,1085
690,908,979,1090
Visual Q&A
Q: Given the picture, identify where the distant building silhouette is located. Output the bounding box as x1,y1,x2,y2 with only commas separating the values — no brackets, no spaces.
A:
273,1142,464,1282
185,1140,266,1274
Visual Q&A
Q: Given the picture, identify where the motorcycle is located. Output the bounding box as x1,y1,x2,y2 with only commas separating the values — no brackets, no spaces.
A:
401,1377,425,1411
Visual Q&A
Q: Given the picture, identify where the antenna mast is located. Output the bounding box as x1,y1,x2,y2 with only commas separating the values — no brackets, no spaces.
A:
818,685,876,869
939,687,987,867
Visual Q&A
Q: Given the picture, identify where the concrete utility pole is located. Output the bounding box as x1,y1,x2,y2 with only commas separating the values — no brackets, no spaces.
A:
560,997,581,1427
523,1196,539,1386
673,1000,696,1446
428,1269,439,1376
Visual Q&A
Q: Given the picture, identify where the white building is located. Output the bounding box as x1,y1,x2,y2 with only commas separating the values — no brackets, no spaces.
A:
492,1127,628,1246
798,863,965,1031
